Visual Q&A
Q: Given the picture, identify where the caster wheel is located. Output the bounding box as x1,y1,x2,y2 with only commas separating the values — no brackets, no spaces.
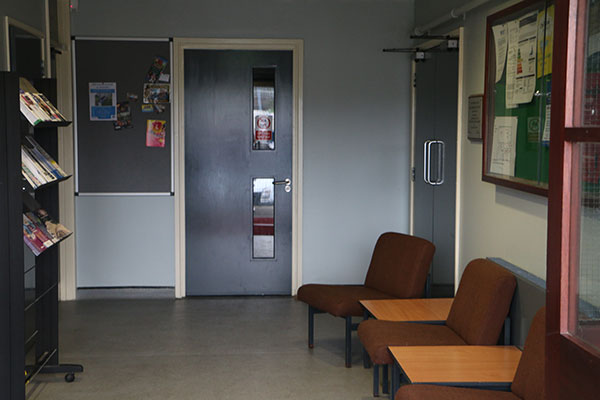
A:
65,373,75,383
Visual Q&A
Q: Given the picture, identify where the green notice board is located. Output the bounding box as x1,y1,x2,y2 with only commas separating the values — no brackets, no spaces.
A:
483,0,554,195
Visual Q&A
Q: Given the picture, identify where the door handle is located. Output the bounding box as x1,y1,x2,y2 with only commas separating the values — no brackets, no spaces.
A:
423,140,432,184
430,140,445,186
273,178,292,192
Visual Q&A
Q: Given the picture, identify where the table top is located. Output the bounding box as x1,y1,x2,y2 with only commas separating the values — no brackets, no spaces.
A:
389,345,522,384
359,298,453,322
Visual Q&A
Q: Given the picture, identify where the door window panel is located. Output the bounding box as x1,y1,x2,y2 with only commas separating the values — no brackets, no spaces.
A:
583,0,600,126
572,142,600,351
252,178,275,259
252,68,276,150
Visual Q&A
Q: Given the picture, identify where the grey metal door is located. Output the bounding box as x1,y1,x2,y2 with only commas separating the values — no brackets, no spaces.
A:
413,50,458,295
184,50,293,295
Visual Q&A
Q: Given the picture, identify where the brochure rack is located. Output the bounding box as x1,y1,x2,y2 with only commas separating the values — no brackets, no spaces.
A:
0,72,82,400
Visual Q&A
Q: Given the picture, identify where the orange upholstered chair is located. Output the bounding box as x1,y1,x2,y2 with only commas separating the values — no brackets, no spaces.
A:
297,232,435,367
358,258,517,396
394,307,546,400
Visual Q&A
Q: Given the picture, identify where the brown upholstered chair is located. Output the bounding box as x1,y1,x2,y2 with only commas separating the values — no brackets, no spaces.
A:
297,232,435,367
394,307,546,400
358,258,517,396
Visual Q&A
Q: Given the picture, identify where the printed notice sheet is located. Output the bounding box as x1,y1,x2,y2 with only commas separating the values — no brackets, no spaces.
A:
537,5,554,77
542,105,551,142
490,116,518,176
492,24,508,83
468,95,483,139
89,82,117,121
513,12,538,104
506,20,520,108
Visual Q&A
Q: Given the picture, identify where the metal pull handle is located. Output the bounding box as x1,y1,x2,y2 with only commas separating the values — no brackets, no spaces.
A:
273,178,291,185
273,178,292,192
430,140,445,186
423,140,432,184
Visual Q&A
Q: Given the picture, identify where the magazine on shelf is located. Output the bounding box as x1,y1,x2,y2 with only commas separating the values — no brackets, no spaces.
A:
22,209,72,255
21,137,68,188
21,158,43,188
21,147,55,187
28,209,72,243
18,78,67,126
23,214,52,256
24,136,68,178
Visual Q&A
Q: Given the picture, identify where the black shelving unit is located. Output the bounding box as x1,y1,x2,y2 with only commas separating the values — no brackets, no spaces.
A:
0,72,82,400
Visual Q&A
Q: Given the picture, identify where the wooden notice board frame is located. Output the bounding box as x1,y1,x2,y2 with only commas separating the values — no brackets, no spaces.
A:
483,0,555,196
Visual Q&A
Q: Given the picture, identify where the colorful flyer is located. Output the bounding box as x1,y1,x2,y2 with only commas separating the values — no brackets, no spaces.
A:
89,82,117,121
145,56,168,83
143,83,170,104
537,5,554,77
146,120,166,148
113,101,133,130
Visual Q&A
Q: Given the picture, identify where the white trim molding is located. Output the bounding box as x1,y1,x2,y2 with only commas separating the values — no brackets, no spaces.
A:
454,27,465,291
56,0,77,300
172,38,304,298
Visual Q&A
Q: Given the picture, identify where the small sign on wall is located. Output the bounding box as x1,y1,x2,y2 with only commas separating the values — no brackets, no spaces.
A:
467,94,483,140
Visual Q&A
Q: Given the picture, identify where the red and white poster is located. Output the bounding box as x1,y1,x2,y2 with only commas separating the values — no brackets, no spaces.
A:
254,114,273,141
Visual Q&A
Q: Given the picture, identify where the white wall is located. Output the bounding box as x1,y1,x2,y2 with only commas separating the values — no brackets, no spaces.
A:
71,0,415,286
416,0,548,280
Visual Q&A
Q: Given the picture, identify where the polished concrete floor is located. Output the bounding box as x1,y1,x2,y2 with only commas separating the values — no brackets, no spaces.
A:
29,295,376,400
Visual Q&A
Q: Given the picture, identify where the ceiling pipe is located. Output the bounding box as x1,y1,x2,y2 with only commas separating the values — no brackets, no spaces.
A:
413,0,492,36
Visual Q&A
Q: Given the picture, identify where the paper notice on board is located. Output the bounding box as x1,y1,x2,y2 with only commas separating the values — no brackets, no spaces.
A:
89,82,117,121
490,116,518,176
513,12,538,104
492,24,508,83
542,104,551,142
506,20,519,108
537,5,554,77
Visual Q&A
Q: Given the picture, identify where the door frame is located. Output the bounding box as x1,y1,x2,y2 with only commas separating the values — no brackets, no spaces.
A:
409,28,464,290
173,38,304,298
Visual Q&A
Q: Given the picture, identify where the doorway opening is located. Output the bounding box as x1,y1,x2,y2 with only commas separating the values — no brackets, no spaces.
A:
410,30,462,298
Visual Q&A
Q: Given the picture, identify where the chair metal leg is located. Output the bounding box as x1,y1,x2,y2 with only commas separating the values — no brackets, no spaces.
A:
363,346,371,369
345,316,352,368
362,309,371,368
382,364,389,394
373,364,380,397
308,306,315,348
391,362,400,400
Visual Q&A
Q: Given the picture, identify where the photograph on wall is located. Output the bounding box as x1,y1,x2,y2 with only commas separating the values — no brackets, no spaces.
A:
113,101,133,131
89,82,117,121
146,119,167,148
145,56,169,83
143,83,170,104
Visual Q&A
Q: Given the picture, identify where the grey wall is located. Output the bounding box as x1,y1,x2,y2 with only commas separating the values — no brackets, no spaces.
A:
0,0,46,70
414,0,519,34
414,0,471,28
71,0,415,287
